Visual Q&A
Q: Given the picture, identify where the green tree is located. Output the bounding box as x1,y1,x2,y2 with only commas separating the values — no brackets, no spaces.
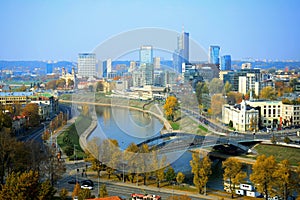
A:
165,166,176,184
96,81,104,92
99,184,108,197
250,155,278,200
190,152,212,194
195,82,209,105
176,172,185,185
260,86,276,100
222,157,247,198
164,96,178,121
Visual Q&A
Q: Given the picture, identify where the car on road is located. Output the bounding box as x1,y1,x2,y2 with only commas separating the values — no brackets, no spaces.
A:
80,179,94,190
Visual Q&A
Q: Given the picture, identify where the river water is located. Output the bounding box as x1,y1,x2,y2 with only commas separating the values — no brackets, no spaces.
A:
88,106,246,191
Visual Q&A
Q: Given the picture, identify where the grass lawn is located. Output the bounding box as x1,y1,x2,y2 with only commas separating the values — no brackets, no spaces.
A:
198,125,208,132
170,122,180,130
254,144,300,166
57,115,92,160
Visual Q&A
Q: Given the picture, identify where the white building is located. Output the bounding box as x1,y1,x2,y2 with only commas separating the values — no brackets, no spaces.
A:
222,100,259,132
78,53,96,78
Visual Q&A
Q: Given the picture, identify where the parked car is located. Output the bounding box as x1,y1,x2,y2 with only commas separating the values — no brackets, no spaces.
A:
80,179,94,190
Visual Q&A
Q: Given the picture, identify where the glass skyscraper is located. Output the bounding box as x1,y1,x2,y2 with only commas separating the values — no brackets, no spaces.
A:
140,45,153,65
221,55,231,70
173,29,189,74
209,45,220,65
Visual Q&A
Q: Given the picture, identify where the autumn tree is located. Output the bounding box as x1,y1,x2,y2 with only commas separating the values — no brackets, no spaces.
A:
99,184,108,197
22,103,40,127
124,142,140,183
273,159,298,200
0,106,12,132
0,170,55,199
59,188,68,200
222,157,247,198
72,183,81,198
46,80,57,90
176,172,185,185
138,144,152,185
209,78,224,94
259,86,276,100
249,115,258,132
152,151,167,188
250,155,278,200
56,78,66,88
224,81,232,95
86,137,103,177
190,152,212,194
210,94,226,117
164,96,178,121
227,91,243,105
78,188,91,200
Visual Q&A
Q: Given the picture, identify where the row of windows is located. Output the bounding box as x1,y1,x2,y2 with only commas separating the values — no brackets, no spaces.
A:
264,105,281,108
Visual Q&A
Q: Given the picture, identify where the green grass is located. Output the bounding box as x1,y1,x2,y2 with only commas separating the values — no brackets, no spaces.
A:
170,122,180,130
254,144,300,166
57,115,92,160
198,125,208,132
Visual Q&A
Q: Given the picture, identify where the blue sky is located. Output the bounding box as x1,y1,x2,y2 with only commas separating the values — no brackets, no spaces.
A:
0,0,299,61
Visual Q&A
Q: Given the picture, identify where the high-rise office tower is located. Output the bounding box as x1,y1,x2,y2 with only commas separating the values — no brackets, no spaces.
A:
78,53,96,78
153,57,161,69
209,46,220,65
173,27,189,73
140,45,153,65
221,55,231,70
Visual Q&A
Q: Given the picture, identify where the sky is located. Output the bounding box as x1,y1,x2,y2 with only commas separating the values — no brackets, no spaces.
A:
0,0,300,61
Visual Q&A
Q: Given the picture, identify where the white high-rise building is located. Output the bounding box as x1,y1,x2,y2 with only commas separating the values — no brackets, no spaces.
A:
78,53,96,78
153,57,161,69
140,45,153,65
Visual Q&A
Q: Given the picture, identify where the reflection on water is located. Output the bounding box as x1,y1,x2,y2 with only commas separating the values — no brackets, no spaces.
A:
90,106,163,149
89,106,252,191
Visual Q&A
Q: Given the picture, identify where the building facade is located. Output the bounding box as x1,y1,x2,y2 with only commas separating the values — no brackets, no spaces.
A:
209,45,220,65
221,55,231,71
78,53,96,78
140,45,153,65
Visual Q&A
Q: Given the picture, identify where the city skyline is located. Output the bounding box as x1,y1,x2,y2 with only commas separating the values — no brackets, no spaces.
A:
0,0,300,61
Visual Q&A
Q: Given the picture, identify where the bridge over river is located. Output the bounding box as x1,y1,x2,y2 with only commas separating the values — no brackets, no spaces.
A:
137,132,265,154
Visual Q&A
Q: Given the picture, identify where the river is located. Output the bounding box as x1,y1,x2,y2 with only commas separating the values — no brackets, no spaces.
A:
88,106,251,191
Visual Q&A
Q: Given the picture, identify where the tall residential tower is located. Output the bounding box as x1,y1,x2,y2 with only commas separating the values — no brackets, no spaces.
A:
78,53,96,78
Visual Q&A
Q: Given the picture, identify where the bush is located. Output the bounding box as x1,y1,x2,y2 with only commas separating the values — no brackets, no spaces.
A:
65,145,74,156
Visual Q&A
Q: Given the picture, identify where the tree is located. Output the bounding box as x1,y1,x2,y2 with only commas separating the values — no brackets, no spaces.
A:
165,166,176,184
96,81,104,92
164,96,178,121
289,78,298,91
222,158,247,198
210,94,226,117
224,81,232,95
190,152,212,194
72,183,81,198
99,184,108,197
22,103,40,127
152,151,167,188
195,82,209,105
46,80,57,90
226,91,243,105
0,170,55,199
59,188,68,200
176,172,185,185
249,115,258,132
260,86,276,100
56,78,66,89
124,143,140,183
78,188,91,200
273,160,297,200
250,155,277,200
209,78,224,94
